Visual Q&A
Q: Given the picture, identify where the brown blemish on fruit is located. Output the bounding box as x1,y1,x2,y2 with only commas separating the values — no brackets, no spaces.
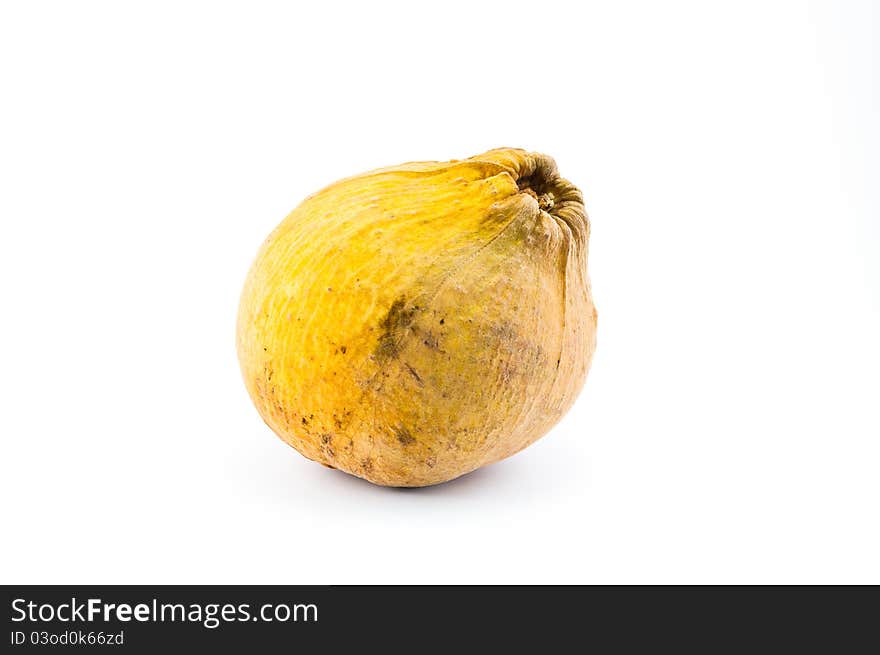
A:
395,426,416,446
374,296,416,361
404,362,423,385
320,433,335,458
421,333,440,350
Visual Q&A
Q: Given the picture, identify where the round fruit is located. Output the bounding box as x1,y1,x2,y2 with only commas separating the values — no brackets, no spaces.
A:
237,148,597,486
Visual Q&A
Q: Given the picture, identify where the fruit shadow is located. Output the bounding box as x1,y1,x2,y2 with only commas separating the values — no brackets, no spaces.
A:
324,461,505,496
235,432,586,506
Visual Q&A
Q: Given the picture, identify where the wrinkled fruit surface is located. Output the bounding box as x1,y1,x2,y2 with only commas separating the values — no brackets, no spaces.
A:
237,148,597,486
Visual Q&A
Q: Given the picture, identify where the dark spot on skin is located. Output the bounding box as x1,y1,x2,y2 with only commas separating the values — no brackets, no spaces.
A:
361,458,373,471
374,296,417,361
302,417,308,425
439,318,445,325
418,331,446,354
395,426,416,446
263,346,268,352
340,345,347,354
425,455,437,468
320,434,335,459
404,362,423,385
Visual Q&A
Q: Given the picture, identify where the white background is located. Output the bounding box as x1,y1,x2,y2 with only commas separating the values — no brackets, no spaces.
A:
1,1,877,584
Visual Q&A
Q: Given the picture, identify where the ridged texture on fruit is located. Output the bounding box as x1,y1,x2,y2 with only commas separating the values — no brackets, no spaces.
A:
237,148,597,486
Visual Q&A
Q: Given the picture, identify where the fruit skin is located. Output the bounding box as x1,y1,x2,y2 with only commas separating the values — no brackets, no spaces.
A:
236,148,597,487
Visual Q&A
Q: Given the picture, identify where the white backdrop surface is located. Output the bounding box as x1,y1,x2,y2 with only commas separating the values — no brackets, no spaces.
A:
1,1,877,583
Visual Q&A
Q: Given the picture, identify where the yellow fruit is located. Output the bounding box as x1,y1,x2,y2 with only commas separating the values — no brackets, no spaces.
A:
236,148,597,487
